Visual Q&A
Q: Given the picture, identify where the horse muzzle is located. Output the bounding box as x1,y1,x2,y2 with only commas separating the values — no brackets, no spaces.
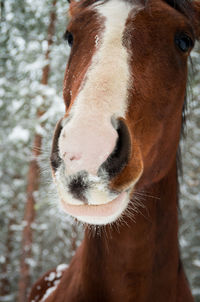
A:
50,116,141,224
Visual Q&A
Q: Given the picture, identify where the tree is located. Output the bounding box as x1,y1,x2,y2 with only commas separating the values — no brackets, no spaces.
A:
17,1,57,301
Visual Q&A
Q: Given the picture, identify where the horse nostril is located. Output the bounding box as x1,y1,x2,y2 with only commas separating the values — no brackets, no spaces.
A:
98,118,131,179
69,154,81,161
50,119,63,171
63,153,82,163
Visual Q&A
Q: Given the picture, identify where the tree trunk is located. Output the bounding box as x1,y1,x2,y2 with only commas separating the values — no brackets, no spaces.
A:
17,2,57,301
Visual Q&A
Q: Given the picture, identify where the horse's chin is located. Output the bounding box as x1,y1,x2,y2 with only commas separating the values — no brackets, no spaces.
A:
54,165,135,225
60,191,129,225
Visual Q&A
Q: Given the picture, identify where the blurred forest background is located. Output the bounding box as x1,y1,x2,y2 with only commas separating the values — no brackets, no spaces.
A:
0,0,199,301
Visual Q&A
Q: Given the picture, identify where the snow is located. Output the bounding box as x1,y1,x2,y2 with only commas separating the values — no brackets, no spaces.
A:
24,58,48,72
45,272,56,282
33,264,68,301
0,294,15,302
193,259,200,267
8,126,30,142
6,12,14,21
39,99,65,122
56,263,68,272
42,40,48,52
41,280,60,302
192,288,200,296
0,255,5,263
35,124,46,136
25,258,36,267
40,264,68,301
56,264,68,278
0,88,5,97
12,99,24,113
27,41,41,52
15,36,26,51
44,264,68,282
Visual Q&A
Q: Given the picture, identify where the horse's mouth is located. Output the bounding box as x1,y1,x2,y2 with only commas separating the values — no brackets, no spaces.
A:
60,191,129,225
54,165,134,224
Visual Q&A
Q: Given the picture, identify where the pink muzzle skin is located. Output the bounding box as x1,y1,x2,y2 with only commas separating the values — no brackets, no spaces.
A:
61,191,127,217
59,118,118,176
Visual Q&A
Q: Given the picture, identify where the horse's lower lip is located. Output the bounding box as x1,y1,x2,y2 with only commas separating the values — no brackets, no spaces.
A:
61,191,127,218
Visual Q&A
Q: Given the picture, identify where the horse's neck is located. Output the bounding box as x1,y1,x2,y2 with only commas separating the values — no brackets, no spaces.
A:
80,160,180,300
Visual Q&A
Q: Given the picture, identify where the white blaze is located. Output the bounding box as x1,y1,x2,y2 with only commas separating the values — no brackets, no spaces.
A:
69,0,134,120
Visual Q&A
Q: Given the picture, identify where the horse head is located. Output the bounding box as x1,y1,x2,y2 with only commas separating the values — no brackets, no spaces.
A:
50,0,200,225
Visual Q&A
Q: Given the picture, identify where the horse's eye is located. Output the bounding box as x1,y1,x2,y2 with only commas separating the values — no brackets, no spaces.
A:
175,34,194,53
63,31,74,47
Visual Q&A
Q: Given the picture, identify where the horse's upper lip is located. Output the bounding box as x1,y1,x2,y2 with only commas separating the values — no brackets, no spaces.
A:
60,191,128,218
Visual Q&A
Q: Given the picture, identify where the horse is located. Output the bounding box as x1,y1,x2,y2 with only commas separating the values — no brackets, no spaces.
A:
28,0,200,301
